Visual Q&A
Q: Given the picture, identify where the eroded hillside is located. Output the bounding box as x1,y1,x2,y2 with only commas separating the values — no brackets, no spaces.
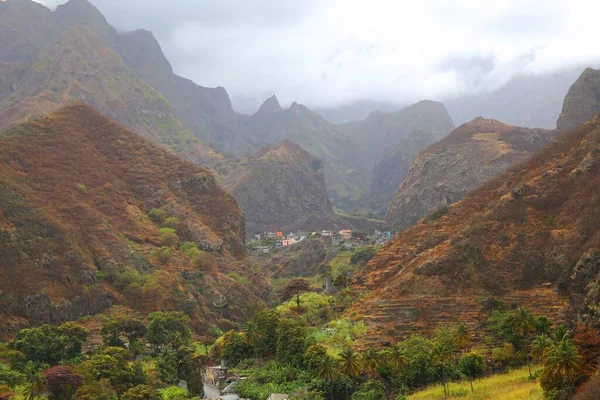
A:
355,116,600,346
0,105,270,338
385,118,556,230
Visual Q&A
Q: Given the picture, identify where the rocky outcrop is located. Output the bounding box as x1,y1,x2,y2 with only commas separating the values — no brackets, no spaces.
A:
222,140,344,232
556,68,600,131
385,118,556,230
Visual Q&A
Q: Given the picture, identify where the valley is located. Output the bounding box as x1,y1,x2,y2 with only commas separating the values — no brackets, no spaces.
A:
0,1,600,400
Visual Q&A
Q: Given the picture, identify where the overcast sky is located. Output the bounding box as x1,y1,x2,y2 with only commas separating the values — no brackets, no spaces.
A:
38,0,600,112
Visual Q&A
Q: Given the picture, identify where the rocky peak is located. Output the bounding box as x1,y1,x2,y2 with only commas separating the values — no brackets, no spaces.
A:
119,29,173,74
55,0,112,33
556,67,600,131
254,94,282,115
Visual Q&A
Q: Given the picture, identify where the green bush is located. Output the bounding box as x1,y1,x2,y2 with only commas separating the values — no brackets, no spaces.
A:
180,242,200,259
227,272,249,285
149,208,167,224
75,184,88,194
159,228,179,247
162,217,180,229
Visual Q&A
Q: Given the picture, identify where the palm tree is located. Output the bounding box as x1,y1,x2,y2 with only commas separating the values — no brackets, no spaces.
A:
386,344,408,373
244,321,263,358
545,339,583,395
531,333,553,365
553,325,572,343
433,341,454,398
506,306,537,377
454,324,472,352
362,348,381,377
316,356,340,400
23,375,46,400
339,348,361,377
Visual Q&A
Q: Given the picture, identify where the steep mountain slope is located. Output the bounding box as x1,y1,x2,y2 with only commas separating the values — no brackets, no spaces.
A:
244,98,366,209
355,116,600,345
0,0,60,63
0,7,218,165
118,29,251,156
0,105,269,338
220,140,346,232
245,97,455,212
557,68,600,131
445,67,585,129
385,118,556,230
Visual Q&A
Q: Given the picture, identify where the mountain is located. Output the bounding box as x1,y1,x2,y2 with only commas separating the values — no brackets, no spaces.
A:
0,104,270,337
385,118,556,230
354,114,600,346
0,0,454,225
117,28,251,156
315,99,405,124
556,68,600,131
445,67,585,129
342,101,456,214
0,1,218,165
366,129,437,217
219,140,345,233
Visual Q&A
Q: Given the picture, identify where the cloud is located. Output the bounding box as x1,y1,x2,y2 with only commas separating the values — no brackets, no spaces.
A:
37,0,600,112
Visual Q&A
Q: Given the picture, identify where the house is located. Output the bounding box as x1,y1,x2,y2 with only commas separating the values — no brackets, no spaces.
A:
321,230,333,237
339,229,353,240
266,232,277,239
282,238,295,247
276,231,284,238
257,246,270,254
331,234,343,246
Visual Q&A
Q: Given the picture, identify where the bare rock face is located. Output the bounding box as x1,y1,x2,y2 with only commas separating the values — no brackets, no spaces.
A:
385,118,556,230
556,68,600,131
222,140,343,233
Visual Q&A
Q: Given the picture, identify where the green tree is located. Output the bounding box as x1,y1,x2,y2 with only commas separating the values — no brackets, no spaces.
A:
305,344,328,371
276,319,308,366
220,331,250,367
458,352,485,392
121,385,160,400
0,362,26,388
433,325,456,398
351,380,386,400
243,321,263,357
385,344,408,373
101,317,147,347
72,379,118,400
339,348,361,377
531,333,553,365
147,312,191,351
453,324,472,352
282,279,312,313
542,338,583,396
249,309,280,357
316,356,340,400
506,307,536,377
361,348,381,378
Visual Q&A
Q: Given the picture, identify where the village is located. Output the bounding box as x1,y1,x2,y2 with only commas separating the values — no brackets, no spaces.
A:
248,229,393,255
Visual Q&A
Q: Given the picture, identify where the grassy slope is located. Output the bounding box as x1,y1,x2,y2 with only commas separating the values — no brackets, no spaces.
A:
409,367,542,400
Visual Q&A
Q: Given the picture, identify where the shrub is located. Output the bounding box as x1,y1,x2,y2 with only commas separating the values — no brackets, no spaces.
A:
162,217,180,229
75,184,88,194
156,247,172,265
227,272,249,285
180,242,200,259
148,208,167,224
159,228,178,247
0,362,26,388
350,247,377,265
